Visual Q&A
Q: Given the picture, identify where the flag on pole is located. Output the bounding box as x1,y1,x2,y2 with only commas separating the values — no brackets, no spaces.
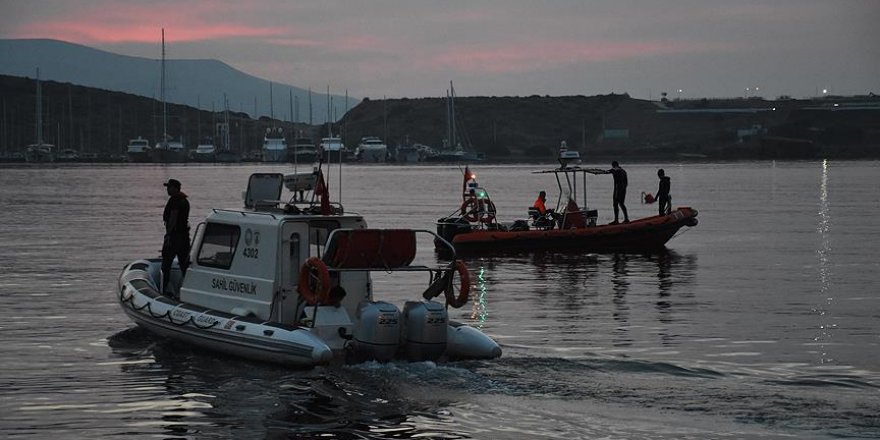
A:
315,170,331,215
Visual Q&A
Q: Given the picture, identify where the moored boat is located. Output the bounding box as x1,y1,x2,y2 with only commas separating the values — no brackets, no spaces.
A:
320,136,354,163
151,138,186,163
261,127,288,162
356,136,388,163
25,68,55,163
126,137,152,163
117,170,501,367
288,136,319,164
190,141,217,162
436,147,698,254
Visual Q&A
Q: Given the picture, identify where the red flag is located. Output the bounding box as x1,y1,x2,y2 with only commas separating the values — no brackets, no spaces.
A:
462,166,474,200
315,170,331,215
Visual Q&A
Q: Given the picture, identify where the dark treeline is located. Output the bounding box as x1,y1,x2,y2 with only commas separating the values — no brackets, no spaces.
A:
3,73,879,161
0,74,323,159
342,93,880,160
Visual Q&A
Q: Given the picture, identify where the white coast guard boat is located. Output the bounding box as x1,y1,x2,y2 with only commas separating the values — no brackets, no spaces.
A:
117,170,501,367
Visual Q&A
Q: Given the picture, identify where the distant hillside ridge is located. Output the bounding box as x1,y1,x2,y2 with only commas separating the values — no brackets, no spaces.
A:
0,74,322,158
2,71,877,161
0,38,356,123
342,93,880,160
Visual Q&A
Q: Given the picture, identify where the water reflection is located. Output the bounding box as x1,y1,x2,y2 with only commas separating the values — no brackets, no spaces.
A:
815,159,834,364
470,266,489,328
611,253,632,347
468,248,697,325
107,328,485,439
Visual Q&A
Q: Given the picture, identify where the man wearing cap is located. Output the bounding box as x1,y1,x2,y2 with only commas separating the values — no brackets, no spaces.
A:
162,178,190,296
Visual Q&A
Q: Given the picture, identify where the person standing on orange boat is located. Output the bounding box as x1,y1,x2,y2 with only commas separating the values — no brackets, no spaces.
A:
600,161,629,224
656,169,672,215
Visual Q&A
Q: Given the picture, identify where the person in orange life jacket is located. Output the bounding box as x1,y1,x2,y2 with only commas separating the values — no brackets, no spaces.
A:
162,178,190,296
532,190,559,228
599,161,629,224
533,190,548,215
656,169,672,215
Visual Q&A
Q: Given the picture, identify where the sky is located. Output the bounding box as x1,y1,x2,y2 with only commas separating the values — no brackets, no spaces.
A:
2,0,878,100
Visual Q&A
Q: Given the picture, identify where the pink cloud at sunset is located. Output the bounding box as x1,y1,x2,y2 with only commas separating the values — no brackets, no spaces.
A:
429,40,740,74
1,0,876,98
5,2,286,44
17,21,286,44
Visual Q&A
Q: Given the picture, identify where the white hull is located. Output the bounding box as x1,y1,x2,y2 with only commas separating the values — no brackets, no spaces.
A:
118,257,501,367
359,146,387,163
118,259,332,366
262,148,286,162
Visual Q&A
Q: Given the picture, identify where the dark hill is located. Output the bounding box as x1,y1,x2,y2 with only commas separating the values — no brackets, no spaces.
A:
0,38,355,123
343,94,880,160
2,73,878,161
0,74,317,159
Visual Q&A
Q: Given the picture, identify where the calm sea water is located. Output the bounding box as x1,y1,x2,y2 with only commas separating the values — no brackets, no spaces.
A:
1,161,878,439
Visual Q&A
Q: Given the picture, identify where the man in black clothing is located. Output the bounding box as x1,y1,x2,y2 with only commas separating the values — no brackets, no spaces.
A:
656,169,672,215
162,178,190,295
602,161,629,224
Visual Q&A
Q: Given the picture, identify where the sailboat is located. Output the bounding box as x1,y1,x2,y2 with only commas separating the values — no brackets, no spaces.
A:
214,94,240,163
24,68,55,163
424,81,484,163
150,29,185,163
261,82,289,162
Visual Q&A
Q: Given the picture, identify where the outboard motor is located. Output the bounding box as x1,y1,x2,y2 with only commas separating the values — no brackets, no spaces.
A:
436,216,470,244
402,300,448,361
350,301,401,362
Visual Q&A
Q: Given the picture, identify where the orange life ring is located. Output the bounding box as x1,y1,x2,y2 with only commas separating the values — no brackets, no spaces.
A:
298,257,330,305
460,198,480,222
461,198,496,223
444,260,471,308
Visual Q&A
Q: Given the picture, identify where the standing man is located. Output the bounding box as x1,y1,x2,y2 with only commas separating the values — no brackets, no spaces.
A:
162,178,190,296
656,169,672,215
601,161,629,224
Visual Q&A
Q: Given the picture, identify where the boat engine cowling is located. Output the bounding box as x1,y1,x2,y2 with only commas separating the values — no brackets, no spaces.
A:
402,300,448,361
436,216,471,244
351,301,401,362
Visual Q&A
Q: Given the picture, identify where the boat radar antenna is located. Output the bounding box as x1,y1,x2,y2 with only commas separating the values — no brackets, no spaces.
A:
557,140,581,168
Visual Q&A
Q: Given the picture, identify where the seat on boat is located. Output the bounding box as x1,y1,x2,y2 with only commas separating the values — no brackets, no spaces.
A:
528,207,555,230
323,229,416,269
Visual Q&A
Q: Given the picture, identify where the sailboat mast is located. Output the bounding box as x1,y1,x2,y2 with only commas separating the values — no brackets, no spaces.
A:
446,88,450,149
160,28,167,143
36,68,43,146
450,81,457,149
289,88,297,171
223,93,230,151
269,81,274,125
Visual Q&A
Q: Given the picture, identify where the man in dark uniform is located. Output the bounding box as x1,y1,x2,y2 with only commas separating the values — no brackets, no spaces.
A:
162,178,190,296
656,169,672,215
602,161,629,224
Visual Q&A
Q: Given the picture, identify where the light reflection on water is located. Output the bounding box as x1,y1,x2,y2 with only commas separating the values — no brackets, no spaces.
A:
815,159,834,364
0,162,879,439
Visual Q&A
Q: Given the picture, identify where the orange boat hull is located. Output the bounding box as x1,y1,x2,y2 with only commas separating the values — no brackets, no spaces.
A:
438,207,698,253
